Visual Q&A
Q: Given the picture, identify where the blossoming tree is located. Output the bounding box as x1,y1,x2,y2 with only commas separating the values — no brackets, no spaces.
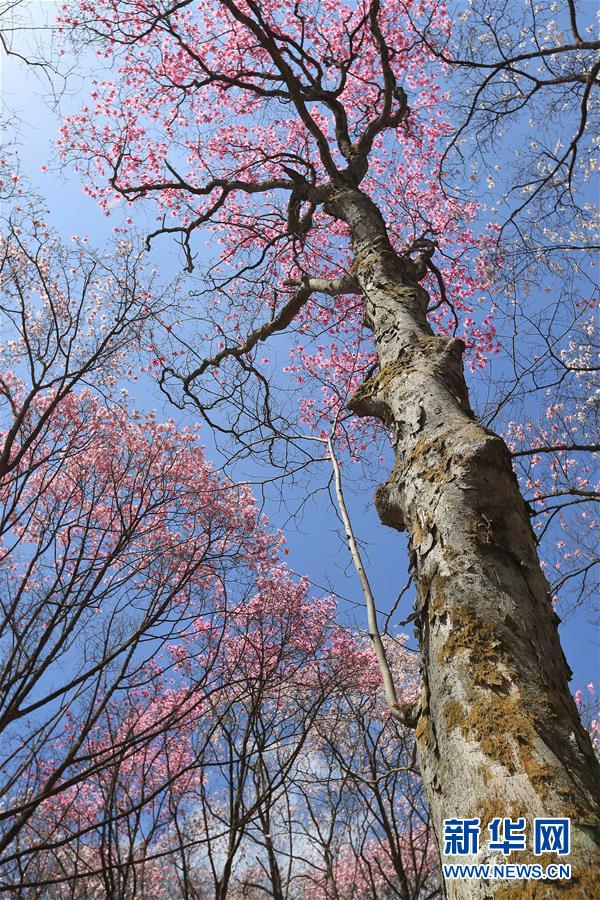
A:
57,0,600,891
0,199,429,895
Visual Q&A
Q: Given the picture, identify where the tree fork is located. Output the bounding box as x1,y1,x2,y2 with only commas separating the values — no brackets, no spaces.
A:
329,185,600,897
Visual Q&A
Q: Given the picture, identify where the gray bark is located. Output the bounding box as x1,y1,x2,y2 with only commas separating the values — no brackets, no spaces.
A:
326,184,600,898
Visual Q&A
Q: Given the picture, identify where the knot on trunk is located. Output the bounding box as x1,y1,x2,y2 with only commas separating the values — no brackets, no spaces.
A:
374,481,406,532
347,359,404,419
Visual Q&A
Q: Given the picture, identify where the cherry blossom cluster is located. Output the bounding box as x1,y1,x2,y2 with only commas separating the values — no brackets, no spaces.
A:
57,0,502,452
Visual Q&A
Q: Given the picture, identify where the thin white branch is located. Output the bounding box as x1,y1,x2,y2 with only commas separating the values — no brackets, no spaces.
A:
327,433,408,722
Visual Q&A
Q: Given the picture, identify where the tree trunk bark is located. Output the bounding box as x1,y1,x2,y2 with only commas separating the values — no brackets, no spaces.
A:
327,184,600,897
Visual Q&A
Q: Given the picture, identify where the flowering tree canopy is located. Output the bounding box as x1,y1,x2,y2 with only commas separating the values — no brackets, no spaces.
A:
0,208,427,893
59,0,502,456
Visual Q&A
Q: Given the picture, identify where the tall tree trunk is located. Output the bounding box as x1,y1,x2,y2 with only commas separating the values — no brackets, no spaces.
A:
327,184,600,897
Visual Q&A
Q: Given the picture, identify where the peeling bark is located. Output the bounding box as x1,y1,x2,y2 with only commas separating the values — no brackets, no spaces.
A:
327,184,600,897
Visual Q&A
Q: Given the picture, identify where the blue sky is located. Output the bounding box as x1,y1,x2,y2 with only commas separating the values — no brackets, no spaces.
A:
1,0,597,697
